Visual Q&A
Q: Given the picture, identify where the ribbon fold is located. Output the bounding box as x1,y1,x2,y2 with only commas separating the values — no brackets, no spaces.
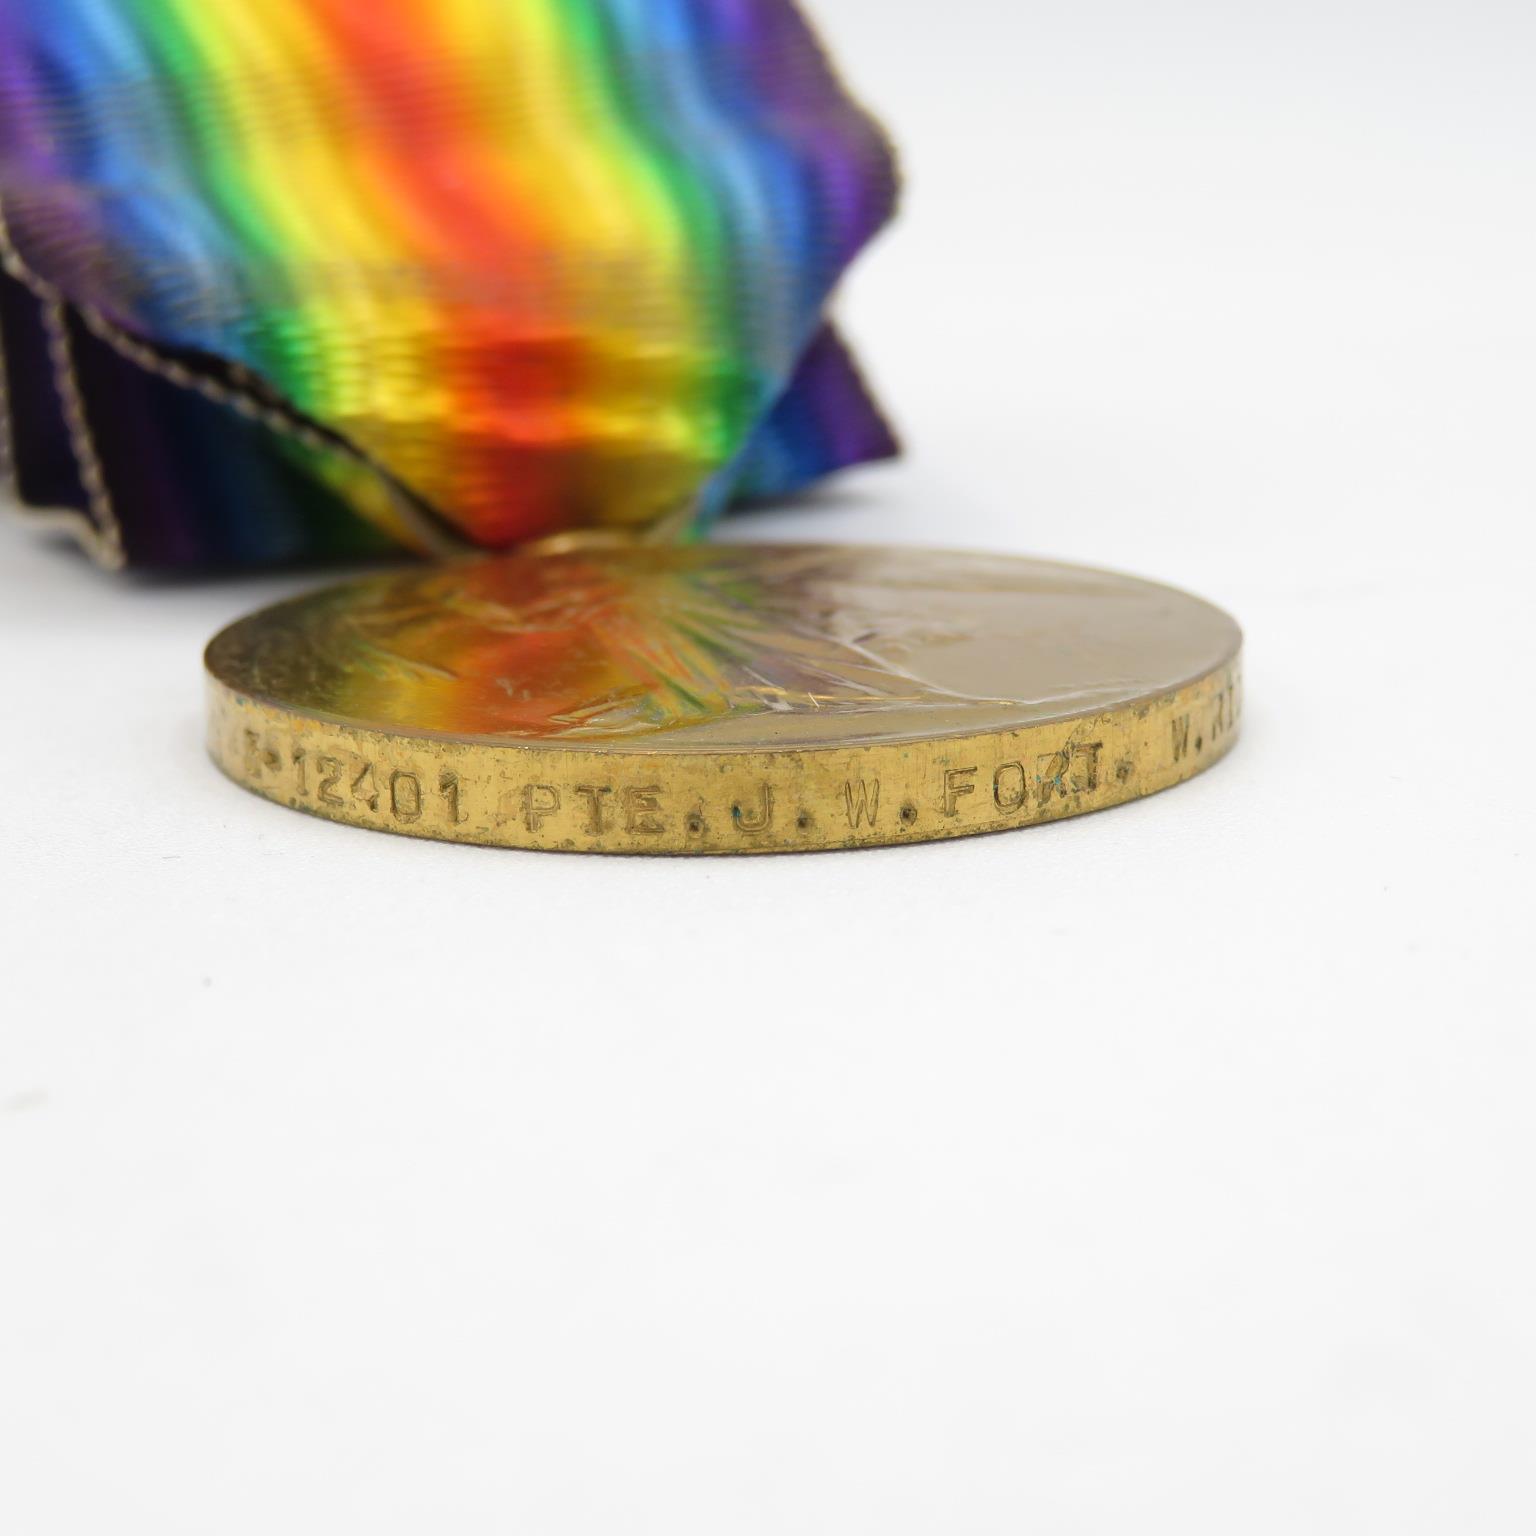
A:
0,0,898,568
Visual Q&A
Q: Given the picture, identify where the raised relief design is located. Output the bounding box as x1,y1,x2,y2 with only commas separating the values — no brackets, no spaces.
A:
206,544,1242,853
271,548,1086,744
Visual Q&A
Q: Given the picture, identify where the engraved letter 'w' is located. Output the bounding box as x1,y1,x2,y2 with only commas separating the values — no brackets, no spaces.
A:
844,779,881,829
1170,715,1191,762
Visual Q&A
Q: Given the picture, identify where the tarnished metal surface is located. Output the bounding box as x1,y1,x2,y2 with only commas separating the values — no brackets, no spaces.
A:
206,543,1242,853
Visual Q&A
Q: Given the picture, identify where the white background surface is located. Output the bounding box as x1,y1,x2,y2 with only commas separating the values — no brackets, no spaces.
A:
2,2,1533,1531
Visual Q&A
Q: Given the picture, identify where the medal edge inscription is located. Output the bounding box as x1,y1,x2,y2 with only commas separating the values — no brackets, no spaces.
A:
205,655,1243,854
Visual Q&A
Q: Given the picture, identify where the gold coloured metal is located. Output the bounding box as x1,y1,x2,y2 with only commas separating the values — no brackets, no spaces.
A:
206,543,1242,853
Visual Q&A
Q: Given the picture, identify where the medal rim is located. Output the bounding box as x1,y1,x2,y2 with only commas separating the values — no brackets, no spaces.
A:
204,542,1243,855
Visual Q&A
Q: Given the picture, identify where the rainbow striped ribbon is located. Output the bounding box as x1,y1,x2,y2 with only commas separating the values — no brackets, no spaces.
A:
0,0,897,567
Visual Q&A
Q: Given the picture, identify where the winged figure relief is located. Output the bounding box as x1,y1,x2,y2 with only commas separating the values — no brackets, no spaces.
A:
308,545,1022,739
